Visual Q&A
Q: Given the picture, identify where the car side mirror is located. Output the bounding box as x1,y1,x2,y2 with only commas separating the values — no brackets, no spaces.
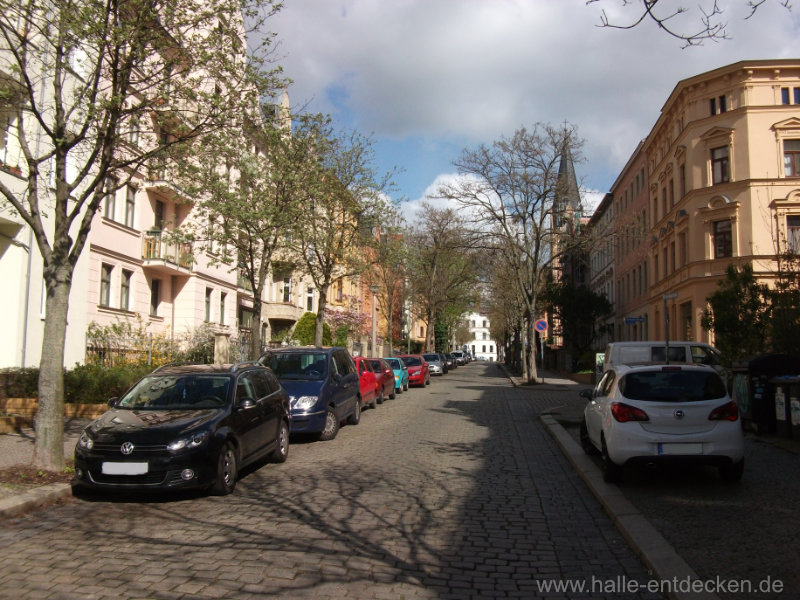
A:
579,389,594,401
333,372,342,382
238,398,257,410
107,397,119,407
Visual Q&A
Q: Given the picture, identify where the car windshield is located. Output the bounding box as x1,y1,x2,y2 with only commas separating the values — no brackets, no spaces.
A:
422,354,439,362
620,370,727,402
402,356,421,367
265,352,328,380
117,375,230,409
367,360,383,371
384,358,402,369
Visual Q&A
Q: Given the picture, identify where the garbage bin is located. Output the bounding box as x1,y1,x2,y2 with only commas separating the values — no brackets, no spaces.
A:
731,354,800,434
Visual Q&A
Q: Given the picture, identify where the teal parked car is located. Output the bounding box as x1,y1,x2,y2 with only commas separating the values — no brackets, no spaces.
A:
383,357,409,394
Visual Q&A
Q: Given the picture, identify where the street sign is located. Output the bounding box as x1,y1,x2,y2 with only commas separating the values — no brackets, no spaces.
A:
534,319,548,332
625,317,644,324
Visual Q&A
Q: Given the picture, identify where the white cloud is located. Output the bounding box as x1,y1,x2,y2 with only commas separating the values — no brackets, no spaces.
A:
268,0,800,204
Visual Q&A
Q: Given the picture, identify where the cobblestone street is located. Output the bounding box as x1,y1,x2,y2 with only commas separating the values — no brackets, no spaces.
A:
0,363,662,599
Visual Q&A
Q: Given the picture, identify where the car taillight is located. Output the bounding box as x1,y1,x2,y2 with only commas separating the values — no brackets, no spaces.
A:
709,401,739,421
610,402,649,423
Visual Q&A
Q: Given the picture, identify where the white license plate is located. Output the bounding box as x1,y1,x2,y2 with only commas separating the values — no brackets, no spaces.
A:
658,443,703,455
102,462,149,475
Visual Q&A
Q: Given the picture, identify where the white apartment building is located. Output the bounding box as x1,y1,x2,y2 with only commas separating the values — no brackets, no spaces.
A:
464,311,498,361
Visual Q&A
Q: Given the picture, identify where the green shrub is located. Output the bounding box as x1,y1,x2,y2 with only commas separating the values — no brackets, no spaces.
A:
0,368,39,398
64,363,151,404
293,312,332,345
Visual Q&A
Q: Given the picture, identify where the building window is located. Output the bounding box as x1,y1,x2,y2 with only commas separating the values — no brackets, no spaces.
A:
103,178,116,220
782,88,790,105
784,140,800,177
679,164,686,198
282,277,291,303
128,115,139,146
205,287,212,322
713,220,732,258
711,146,729,184
719,95,727,113
709,97,716,116
154,200,164,231
788,216,800,253
120,269,132,311
125,185,135,228
482,320,487,328
336,279,343,302
306,287,314,312
100,264,112,307
220,292,226,325
150,279,161,316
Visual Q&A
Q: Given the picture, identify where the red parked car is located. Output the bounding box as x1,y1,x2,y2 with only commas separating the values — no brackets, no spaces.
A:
398,354,430,387
368,358,396,401
353,356,380,409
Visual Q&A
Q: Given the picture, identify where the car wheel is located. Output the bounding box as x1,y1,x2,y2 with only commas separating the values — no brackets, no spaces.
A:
348,399,361,425
601,437,622,483
376,390,384,405
319,407,340,441
396,386,402,395
211,442,237,496
424,375,430,386
271,421,289,463
403,382,409,391
719,459,744,482
389,386,396,400
580,419,599,456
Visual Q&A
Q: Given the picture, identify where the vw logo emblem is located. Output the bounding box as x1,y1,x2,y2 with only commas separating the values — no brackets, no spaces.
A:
120,441,135,455
673,409,685,419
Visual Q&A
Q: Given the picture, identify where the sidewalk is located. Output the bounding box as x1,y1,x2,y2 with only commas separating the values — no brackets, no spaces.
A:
0,419,87,518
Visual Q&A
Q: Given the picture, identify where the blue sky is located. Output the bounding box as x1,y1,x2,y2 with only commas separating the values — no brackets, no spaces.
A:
268,0,800,220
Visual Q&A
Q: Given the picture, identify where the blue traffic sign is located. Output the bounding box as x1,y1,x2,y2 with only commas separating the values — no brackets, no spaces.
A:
534,319,548,332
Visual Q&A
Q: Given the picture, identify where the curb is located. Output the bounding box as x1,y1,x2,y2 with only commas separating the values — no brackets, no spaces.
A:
0,483,73,520
539,414,720,600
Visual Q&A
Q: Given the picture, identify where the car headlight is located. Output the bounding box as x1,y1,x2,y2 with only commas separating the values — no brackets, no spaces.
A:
77,432,94,451
291,395,319,411
167,430,210,452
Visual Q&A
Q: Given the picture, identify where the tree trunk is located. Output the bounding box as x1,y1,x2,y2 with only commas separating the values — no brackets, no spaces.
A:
33,267,72,471
525,316,538,383
315,284,329,346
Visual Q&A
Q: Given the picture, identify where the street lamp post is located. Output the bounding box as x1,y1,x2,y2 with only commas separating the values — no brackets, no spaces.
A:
370,284,379,357
663,291,677,363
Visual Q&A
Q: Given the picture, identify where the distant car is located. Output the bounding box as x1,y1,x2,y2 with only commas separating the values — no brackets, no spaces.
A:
422,353,446,376
451,351,466,365
73,362,290,496
579,363,744,483
383,357,409,394
354,356,380,409
444,353,457,370
367,357,396,400
260,347,361,441
399,354,430,387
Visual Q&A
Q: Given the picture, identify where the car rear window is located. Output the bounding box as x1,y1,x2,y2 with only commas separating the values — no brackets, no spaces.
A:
620,370,727,402
422,354,439,361
402,356,421,367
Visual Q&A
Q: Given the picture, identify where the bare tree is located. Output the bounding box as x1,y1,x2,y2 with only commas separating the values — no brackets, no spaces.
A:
289,116,394,346
587,0,791,47
438,124,586,384
406,203,478,352
0,0,282,470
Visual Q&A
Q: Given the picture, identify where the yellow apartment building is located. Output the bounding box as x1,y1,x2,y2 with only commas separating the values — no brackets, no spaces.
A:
611,59,800,347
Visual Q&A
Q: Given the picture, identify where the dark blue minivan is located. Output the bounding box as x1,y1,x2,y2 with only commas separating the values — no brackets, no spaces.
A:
259,347,360,440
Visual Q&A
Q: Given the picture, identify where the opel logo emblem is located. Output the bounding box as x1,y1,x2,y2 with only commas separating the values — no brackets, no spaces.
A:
120,442,135,455
674,409,685,419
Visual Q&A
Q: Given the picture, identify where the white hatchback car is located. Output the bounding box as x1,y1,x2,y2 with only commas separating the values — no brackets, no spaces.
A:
579,363,744,483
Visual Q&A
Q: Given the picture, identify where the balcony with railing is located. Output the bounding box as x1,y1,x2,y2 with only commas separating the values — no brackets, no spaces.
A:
145,155,190,202
141,231,193,274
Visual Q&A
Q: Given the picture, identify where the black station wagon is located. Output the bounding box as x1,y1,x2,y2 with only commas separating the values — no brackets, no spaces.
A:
72,362,290,496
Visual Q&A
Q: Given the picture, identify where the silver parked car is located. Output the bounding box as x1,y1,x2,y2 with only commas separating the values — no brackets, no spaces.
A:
422,353,445,375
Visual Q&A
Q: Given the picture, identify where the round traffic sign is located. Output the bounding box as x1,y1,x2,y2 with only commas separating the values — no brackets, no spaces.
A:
534,319,548,332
